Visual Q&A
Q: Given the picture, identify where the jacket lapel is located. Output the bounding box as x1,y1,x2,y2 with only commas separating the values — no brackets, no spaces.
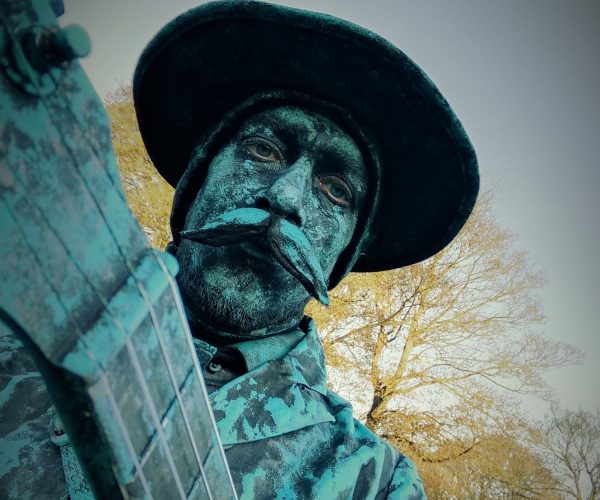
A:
209,320,334,445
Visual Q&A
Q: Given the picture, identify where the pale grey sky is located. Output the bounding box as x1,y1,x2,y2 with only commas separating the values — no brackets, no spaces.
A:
61,0,600,416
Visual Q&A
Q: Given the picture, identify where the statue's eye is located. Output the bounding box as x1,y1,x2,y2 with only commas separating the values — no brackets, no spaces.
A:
244,138,282,162
318,176,352,207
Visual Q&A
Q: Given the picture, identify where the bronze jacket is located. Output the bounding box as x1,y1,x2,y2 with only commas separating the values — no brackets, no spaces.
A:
197,318,426,499
0,318,425,499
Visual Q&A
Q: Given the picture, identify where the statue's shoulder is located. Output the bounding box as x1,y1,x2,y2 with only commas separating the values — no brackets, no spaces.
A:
320,388,426,498
0,326,68,499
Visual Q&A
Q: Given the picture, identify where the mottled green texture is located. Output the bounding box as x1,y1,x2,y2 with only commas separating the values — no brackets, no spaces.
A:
176,107,368,336
53,418,94,500
1,0,476,496
181,207,271,245
169,91,381,289
0,325,68,499
205,319,426,499
181,207,330,305
232,328,305,372
0,0,235,497
267,217,330,305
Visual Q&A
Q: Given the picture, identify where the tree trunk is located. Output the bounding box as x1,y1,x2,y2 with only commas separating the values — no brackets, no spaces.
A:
366,385,386,430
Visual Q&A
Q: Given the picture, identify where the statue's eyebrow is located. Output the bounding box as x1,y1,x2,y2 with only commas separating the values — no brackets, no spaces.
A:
322,148,367,187
243,114,299,149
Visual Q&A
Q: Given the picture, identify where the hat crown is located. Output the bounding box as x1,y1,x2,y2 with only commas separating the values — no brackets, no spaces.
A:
133,0,479,273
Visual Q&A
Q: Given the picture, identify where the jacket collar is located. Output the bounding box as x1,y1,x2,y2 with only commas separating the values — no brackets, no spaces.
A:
231,327,305,371
209,318,333,445
192,319,305,371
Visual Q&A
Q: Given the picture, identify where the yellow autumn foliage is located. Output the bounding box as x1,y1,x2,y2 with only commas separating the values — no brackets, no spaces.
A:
106,84,173,249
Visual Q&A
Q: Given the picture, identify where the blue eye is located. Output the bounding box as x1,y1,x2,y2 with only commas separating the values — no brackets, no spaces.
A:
318,176,351,206
244,138,282,163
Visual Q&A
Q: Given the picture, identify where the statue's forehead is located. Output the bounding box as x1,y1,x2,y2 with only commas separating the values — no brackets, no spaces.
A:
242,106,327,126
232,106,367,185
236,106,356,146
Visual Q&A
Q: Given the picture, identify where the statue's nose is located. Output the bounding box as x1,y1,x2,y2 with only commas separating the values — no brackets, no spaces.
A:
255,158,311,226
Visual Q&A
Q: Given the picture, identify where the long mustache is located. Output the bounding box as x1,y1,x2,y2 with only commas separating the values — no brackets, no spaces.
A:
180,208,330,305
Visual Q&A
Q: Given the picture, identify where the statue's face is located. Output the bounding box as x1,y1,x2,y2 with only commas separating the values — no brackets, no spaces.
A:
176,106,369,335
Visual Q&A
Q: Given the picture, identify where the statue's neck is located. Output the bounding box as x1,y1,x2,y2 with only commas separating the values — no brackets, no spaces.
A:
186,308,304,346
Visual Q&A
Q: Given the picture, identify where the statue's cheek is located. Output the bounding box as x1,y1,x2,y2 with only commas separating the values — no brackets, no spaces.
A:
306,212,355,275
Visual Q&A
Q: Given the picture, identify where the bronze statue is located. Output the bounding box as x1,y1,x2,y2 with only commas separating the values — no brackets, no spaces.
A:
0,1,479,498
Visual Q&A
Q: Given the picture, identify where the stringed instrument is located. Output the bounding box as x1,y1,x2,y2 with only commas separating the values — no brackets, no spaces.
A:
0,0,236,497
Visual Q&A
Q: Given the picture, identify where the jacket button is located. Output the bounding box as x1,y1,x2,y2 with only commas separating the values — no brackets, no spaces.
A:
207,361,222,373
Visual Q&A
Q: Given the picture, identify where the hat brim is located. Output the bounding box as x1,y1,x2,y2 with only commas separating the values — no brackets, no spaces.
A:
133,0,479,272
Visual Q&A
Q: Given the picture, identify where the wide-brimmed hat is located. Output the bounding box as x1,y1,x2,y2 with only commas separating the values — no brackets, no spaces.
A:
133,0,479,278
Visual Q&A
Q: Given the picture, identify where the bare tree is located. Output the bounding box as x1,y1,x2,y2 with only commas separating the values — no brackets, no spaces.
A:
309,193,580,431
417,432,560,500
306,192,582,495
534,406,600,499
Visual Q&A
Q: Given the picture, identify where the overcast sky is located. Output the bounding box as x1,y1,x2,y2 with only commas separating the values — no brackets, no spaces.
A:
61,0,600,416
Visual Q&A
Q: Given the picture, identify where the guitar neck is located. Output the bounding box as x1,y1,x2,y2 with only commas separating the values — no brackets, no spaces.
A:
0,0,235,497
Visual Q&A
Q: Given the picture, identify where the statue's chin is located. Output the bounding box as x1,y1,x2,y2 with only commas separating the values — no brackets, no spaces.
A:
176,240,310,336
182,281,307,338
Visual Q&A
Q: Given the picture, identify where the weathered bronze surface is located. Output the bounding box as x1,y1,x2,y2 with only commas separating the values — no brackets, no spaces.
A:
1,1,482,498
0,1,235,498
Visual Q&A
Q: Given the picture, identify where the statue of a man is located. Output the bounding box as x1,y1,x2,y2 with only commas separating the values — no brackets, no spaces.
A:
130,2,478,497
0,1,479,498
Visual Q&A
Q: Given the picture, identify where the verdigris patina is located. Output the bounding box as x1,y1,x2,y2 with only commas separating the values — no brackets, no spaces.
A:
1,1,480,498
177,107,369,332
